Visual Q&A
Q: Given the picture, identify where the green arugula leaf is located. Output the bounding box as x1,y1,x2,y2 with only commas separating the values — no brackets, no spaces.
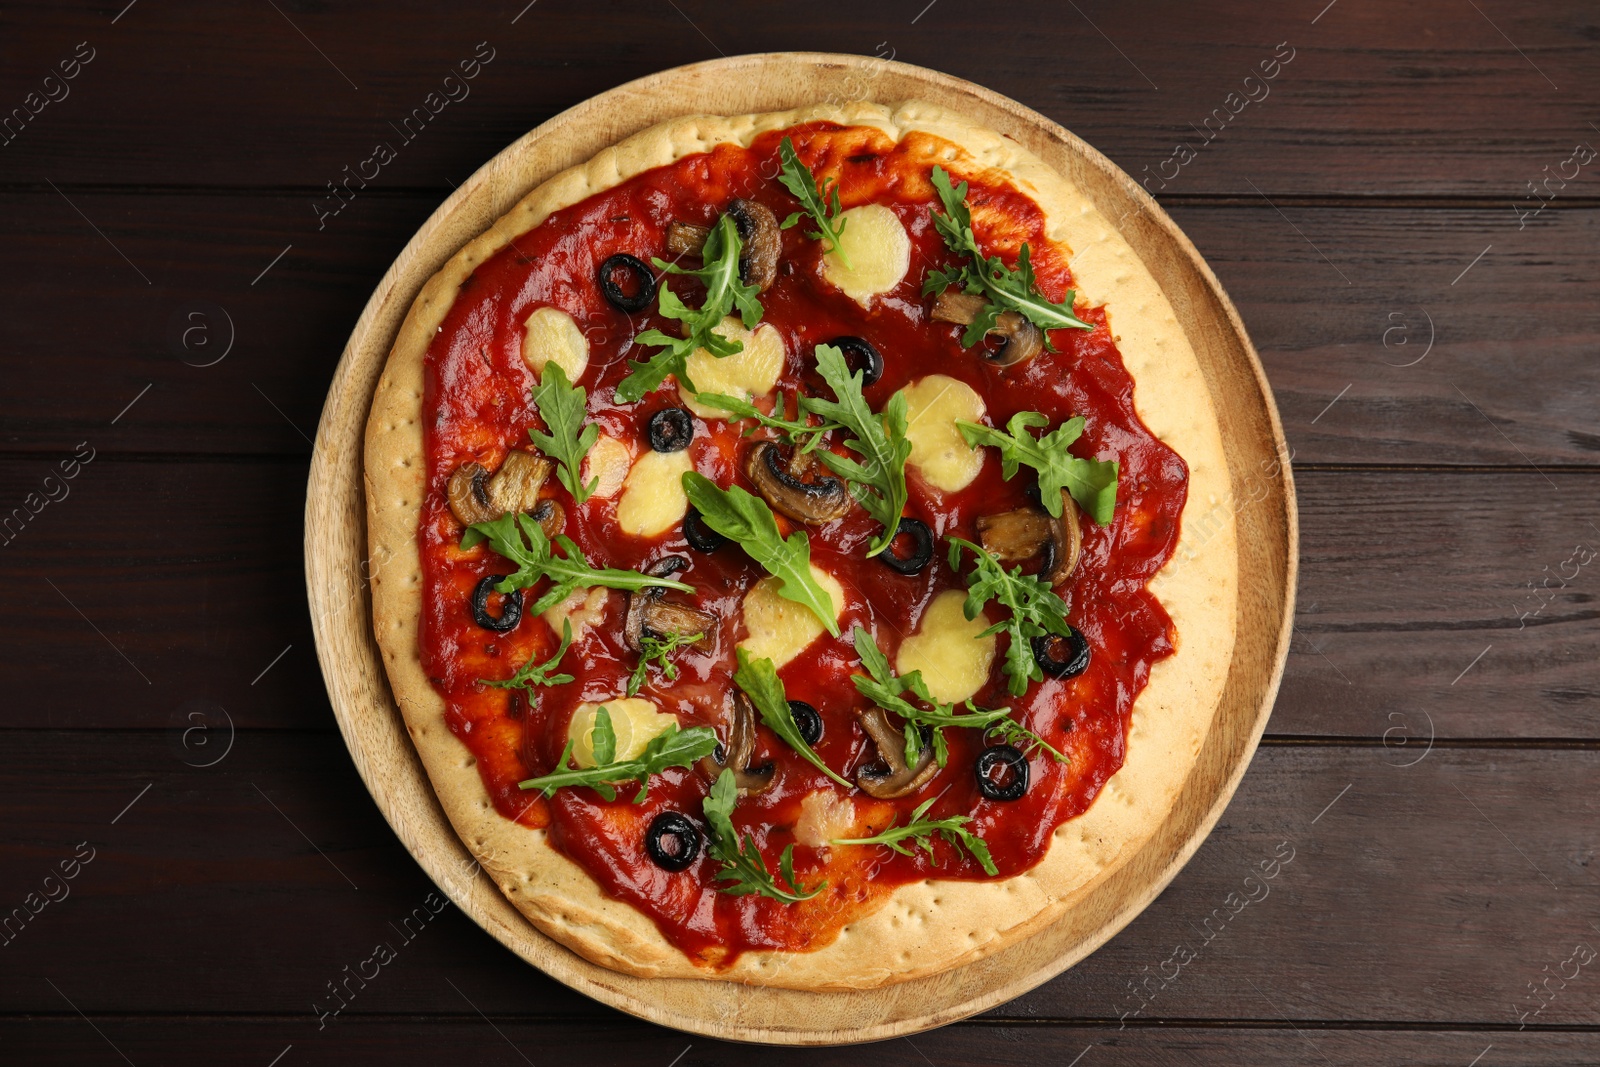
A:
480,618,575,696
798,344,911,556
850,627,1064,764
527,361,600,503
733,649,852,789
776,136,851,267
694,389,841,453
703,768,825,903
518,723,717,802
680,472,840,637
851,628,944,759
947,537,1074,698
470,513,693,615
831,797,998,876
626,628,704,697
924,165,1094,345
615,214,763,403
956,411,1119,524
590,704,617,766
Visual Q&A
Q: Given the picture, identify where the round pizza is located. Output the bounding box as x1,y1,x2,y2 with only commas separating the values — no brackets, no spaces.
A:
365,100,1236,990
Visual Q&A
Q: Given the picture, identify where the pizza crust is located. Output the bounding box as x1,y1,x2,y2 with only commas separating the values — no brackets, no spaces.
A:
364,100,1236,990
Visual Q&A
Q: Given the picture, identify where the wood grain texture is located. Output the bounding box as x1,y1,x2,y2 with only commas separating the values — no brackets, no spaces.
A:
5,194,1595,464
2,1,1596,1056
1,0,1595,196
2,734,1596,1030
0,191,434,455
1,462,1587,736
1175,204,1600,467
3,1018,1596,1067
304,54,1292,1042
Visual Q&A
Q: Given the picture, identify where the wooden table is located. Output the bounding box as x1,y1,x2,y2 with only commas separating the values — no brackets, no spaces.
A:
3,2,1596,1062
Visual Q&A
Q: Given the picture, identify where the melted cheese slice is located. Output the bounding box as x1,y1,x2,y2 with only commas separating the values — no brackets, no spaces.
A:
567,698,677,769
822,204,911,305
793,790,859,848
737,566,845,668
615,449,693,536
541,586,609,640
902,374,987,493
680,316,786,418
582,435,631,500
895,590,996,704
521,306,589,382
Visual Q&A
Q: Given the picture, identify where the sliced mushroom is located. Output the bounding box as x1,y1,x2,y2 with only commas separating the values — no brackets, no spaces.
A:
984,314,1044,367
727,199,781,292
665,221,710,259
447,450,555,529
447,462,497,527
623,557,688,648
661,199,781,292
643,600,716,647
975,492,1082,585
531,499,566,540
488,450,554,513
623,557,715,653
855,707,938,799
930,289,988,325
746,441,852,525
930,287,1045,367
1048,492,1082,585
976,508,1053,563
698,692,775,795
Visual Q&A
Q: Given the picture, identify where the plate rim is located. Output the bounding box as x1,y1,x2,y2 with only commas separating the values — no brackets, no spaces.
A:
305,50,1297,1046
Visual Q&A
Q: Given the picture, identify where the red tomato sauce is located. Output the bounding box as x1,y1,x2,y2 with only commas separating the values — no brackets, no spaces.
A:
415,124,1186,965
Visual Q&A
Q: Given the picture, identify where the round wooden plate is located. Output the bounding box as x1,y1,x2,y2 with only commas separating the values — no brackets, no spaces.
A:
305,52,1296,1045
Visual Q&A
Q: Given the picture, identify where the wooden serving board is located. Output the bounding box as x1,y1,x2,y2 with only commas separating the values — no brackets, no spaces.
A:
304,52,1296,1046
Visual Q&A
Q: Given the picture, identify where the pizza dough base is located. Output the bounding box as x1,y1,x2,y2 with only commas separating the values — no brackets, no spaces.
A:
364,100,1237,990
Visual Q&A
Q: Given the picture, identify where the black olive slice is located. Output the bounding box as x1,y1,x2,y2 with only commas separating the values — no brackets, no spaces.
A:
645,811,702,872
470,574,523,632
683,507,726,553
597,253,657,313
975,744,1029,801
879,517,933,575
646,407,694,453
788,700,823,746
1032,629,1090,679
826,336,884,386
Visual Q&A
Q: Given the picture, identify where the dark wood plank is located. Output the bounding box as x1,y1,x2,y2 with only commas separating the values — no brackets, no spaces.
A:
2,0,1595,197
1173,203,1600,467
0,456,320,729
0,729,600,1022
2,458,1593,736
1,1017,1592,1067
3,733,1597,1027
0,191,434,455
2,192,1597,464
1282,468,1600,738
